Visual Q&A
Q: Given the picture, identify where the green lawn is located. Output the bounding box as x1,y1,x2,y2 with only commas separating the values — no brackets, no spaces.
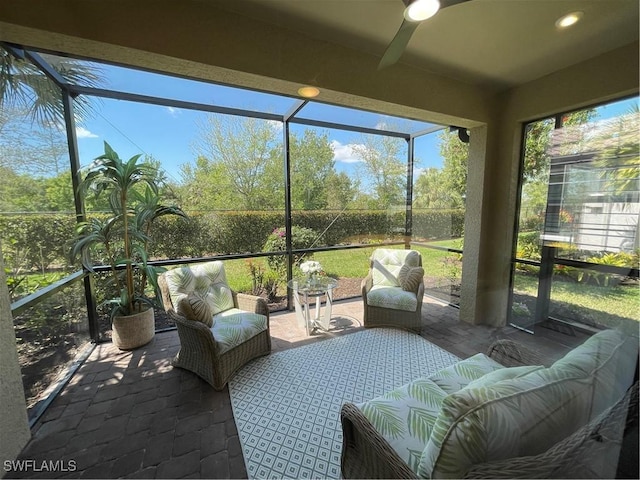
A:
513,272,639,322
225,243,638,330
224,243,460,294
225,246,460,298
16,240,636,332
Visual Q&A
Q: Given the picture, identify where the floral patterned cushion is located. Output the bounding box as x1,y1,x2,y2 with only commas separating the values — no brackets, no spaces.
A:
398,265,424,292
176,292,213,327
165,261,235,317
427,353,504,394
418,329,637,479
367,285,418,312
464,365,543,390
211,308,268,354
371,249,421,287
357,378,448,474
551,328,638,415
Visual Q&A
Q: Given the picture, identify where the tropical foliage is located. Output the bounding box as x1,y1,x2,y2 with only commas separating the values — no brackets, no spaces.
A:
0,46,103,125
71,142,186,317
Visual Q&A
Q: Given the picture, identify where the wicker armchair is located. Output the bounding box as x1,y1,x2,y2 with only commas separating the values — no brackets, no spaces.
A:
362,248,424,331
341,337,638,479
158,261,271,390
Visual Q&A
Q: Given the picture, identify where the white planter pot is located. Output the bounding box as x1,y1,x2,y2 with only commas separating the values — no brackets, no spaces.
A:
112,308,155,350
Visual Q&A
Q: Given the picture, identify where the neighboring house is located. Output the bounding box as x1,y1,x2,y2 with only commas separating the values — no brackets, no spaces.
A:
544,113,640,254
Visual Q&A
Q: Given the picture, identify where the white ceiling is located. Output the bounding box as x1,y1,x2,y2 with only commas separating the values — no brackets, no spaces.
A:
217,0,639,91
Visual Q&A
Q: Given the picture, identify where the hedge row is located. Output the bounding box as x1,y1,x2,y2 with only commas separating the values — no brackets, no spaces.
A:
0,209,465,270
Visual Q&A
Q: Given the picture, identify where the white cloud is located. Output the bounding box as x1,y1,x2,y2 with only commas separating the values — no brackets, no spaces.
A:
76,126,98,138
268,119,284,133
330,140,363,164
166,106,181,116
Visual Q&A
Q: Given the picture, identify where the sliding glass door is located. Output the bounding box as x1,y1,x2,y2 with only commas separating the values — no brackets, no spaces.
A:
511,97,639,335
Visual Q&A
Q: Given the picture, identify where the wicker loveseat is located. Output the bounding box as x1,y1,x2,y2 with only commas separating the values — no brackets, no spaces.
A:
362,248,425,331
341,329,638,479
159,261,271,390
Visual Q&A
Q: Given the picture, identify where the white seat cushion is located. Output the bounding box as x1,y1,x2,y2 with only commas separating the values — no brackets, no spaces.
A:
367,285,418,312
211,308,268,354
357,378,448,474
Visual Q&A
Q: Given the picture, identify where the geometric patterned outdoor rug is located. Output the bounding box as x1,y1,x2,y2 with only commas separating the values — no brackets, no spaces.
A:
229,328,460,479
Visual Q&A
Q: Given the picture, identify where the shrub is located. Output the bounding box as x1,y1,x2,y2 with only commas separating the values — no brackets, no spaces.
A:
516,231,542,261
412,209,465,240
263,226,318,274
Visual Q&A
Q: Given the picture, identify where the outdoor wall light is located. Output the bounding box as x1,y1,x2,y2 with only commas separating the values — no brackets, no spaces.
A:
404,0,441,22
297,86,320,98
555,11,583,29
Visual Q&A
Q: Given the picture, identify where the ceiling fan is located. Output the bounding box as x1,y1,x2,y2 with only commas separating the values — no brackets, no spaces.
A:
378,0,471,70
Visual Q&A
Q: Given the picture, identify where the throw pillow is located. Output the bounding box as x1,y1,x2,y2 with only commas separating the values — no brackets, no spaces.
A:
177,292,213,327
398,264,424,292
464,365,543,390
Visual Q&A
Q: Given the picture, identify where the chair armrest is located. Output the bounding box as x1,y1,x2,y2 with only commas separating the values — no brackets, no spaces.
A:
486,339,546,367
463,382,637,479
361,274,373,297
158,273,175,313
416,279,424,301
234,292,270,318
341,403,418,479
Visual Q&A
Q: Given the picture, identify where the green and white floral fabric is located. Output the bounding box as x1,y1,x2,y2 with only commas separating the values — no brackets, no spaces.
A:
211,308,268,354
417,329,636,479
551,328,638,416
370,249,421,287
367,249,422,311
165,261,235,325
352,329,636,479
367,285,419,312
357,378,448,473
427,353,504,394
355,354,505,475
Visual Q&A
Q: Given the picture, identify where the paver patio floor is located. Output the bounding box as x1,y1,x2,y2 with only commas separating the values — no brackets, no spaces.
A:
8,296,589,479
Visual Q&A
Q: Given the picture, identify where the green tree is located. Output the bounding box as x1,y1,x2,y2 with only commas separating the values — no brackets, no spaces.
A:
185,121,343,212
523,110,595,183
0,46,103,125
0,167,48,211
352,134,406,208
191,114,281,210
325,171,357,209
414,167,453,208
43,171,75,211
289,130,335,210
594,108,639,194
438,130,468,208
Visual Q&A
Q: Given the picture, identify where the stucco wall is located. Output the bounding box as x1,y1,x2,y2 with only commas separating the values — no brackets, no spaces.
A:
457,42,639,326
0,242,30,475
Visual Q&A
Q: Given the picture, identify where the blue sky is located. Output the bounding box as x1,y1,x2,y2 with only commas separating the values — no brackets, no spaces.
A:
75,99,446,185
72,63,637,185
72,63,446,184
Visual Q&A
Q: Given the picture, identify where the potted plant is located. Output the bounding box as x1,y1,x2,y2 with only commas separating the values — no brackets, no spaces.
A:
72,142,186,349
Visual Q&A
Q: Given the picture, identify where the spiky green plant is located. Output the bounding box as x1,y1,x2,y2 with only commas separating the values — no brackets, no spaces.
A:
71,142,186,317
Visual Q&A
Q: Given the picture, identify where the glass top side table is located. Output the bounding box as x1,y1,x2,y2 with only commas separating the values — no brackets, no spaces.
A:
287,276,338,335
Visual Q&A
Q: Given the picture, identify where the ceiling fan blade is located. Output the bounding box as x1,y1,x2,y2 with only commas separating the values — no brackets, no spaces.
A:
378,19,419,70
441,0,471,8
378,0,472,70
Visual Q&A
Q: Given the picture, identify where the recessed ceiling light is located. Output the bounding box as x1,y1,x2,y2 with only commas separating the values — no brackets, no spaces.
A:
555,11,583,29
297,86,320,98
404,0,441,22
